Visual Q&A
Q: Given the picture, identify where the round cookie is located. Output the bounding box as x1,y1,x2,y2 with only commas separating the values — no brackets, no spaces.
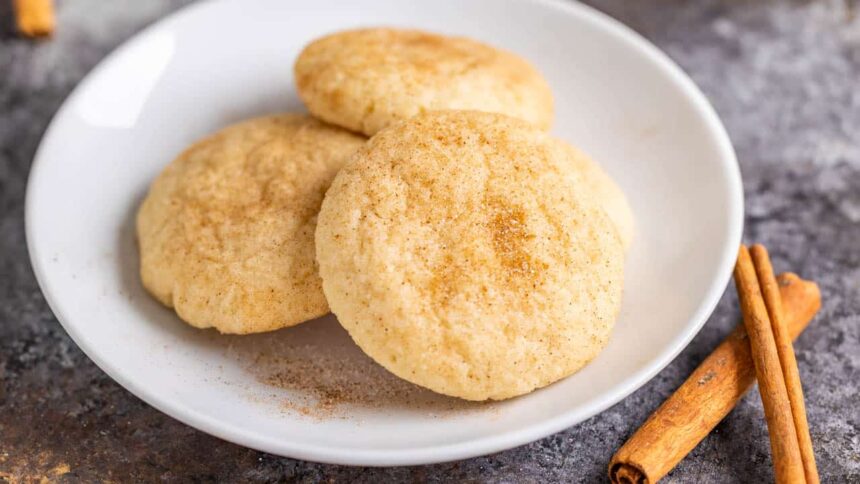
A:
316,111,624,401
295,28,554,136
556,141,635,251
137,114,365,334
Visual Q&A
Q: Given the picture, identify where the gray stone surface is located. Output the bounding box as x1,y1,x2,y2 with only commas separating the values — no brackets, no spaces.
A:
1,0,858,481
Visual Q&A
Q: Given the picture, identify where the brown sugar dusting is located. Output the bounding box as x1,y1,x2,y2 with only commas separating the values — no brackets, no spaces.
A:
224,316,483,419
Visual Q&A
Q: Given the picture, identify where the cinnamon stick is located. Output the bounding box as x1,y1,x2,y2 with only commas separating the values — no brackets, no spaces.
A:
736,246,804,483
609,273,820,483
751,245,819,484
13,0,56,38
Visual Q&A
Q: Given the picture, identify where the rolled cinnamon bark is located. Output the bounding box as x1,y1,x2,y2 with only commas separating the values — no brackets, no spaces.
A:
13,0,56,37
735,247,804,483
751,247,820,484
609,273,821,484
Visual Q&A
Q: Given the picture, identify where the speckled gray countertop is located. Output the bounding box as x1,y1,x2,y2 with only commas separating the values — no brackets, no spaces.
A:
1,0,858,481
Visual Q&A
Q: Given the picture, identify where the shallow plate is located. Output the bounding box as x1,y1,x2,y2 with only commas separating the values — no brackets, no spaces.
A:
26,0,742,466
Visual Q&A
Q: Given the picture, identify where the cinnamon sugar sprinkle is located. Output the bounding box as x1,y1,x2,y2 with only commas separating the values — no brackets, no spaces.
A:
223,316,487,419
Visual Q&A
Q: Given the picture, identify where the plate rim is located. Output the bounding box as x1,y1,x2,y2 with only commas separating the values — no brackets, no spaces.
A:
24,0,743,466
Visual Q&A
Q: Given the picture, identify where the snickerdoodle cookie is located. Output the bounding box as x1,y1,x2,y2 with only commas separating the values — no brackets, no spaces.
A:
295,28,554,136
315,111,623,400
137,114,365,334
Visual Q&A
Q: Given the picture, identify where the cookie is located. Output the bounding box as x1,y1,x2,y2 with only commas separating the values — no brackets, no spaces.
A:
295,28,554,136
137,114,365,334
315,111,624,400
557,141,635,251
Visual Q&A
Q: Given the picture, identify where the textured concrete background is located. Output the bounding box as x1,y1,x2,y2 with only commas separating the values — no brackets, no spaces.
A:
1,0,858,482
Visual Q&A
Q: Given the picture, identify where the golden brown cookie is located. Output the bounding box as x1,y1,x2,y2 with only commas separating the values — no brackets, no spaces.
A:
295,28,554,136
316,111,623,400
556,141,635,251
137,114,365,334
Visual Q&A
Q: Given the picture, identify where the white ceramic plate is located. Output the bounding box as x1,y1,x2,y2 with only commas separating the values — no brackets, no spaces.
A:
26,0,742,466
